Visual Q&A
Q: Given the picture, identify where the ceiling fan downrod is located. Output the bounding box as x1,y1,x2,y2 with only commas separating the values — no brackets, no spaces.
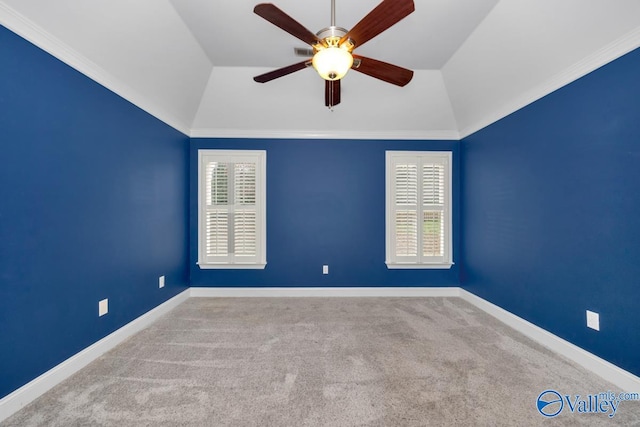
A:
331,0,336,27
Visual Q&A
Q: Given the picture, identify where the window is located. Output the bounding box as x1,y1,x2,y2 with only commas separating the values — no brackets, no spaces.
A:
198,150,266,269
386,151,453,269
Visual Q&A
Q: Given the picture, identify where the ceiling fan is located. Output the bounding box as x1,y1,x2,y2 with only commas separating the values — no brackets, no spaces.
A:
253,0,415,108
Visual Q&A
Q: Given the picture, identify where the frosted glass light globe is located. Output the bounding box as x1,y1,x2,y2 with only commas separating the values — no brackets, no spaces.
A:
312,47,353,81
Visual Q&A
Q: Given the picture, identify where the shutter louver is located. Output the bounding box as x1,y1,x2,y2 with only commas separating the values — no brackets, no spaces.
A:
235,163,256,205
423,211,443,257
395,164,418,205
395,211,417,256
422,164,444,205
206,162,229,206
234,211,257,256
205,211,229,256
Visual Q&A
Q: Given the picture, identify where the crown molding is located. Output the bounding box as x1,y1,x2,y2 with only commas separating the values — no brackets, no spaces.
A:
0,2,191,136
189,128,461,141
459,27,640,139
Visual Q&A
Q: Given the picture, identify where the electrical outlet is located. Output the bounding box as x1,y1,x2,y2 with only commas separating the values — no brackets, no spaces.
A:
323,265,329,275
586,310,600,331
98,299,109,317
159,275,165,288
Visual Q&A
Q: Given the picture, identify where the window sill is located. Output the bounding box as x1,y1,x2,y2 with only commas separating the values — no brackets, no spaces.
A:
198,263,267,270
386,262,454,270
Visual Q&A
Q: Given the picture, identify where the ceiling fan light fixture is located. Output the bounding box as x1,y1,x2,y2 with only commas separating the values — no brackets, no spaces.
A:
312,46,353,81
252,0,416,105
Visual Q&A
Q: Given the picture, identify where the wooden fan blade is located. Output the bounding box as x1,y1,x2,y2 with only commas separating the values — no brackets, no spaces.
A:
254,60,310,83
325,79,341,107
352,55,413,86
254,3,321,46
340,0,414,48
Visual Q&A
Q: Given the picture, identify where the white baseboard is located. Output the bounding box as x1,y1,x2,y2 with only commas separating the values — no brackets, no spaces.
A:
459,289,640,393
189,286,462,298
0,289,190,423
3,286,639,423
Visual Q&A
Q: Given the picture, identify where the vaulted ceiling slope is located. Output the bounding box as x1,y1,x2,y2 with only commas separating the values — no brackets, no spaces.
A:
1,0,639,139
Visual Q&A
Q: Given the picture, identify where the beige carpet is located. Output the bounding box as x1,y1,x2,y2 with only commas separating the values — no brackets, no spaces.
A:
3,297,640,426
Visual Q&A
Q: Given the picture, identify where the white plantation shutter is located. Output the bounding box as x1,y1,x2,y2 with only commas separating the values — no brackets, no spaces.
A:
233,163,257,258
394,164,418,257
198,150,266,268
234,210,256,255
386,151,452,268
422,163,445,258
205,211,228,256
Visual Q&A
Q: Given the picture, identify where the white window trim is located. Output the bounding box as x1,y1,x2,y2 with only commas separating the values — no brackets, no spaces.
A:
385,151,453,270
197,149,267,269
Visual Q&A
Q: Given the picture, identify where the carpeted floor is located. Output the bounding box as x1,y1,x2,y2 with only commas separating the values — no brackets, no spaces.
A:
3,297,640,426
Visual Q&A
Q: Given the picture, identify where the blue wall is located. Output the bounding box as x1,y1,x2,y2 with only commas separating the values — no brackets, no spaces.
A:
4,8,638,405
0,26,190,398
190,139,460,288
461,48,640,376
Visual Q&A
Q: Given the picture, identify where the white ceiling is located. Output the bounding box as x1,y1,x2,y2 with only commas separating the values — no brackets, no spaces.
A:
1,0,640,139
169,0,498,69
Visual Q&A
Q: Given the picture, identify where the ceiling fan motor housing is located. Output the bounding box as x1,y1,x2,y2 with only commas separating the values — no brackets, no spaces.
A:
316,26,347,41
315,26,355,51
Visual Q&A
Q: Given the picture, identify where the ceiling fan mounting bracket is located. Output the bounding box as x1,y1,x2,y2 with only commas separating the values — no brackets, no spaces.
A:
314,26,354,52
316,26,347,40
